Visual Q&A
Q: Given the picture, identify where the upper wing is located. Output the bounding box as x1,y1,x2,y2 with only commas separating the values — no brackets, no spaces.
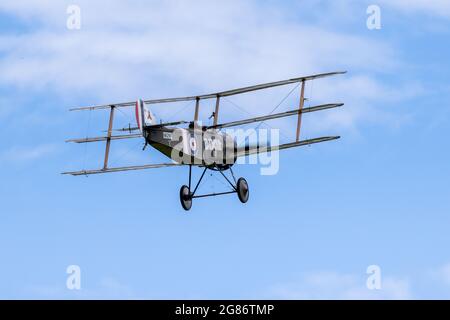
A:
236,136,340,158
69,71,346,111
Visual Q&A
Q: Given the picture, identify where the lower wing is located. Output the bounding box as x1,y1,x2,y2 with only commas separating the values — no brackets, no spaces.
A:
62,163,185,176
236,136,340,158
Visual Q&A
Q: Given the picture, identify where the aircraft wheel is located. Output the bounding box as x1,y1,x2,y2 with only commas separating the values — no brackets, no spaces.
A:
179,185,192,211
236,178,249,203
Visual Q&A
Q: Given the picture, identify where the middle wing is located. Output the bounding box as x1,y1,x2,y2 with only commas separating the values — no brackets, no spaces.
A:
207,103,343,130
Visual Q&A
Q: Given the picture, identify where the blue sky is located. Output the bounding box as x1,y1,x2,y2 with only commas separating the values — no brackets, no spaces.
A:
0,0,450,299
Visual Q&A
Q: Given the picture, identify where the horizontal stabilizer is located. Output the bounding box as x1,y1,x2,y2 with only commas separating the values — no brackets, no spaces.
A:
62,163,184,176
208,103,343,130
237,136,340,157
66,134,142,144
111,126,140,133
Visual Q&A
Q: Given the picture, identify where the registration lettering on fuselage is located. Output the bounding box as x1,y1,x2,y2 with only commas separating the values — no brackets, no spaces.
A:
163,132,172,140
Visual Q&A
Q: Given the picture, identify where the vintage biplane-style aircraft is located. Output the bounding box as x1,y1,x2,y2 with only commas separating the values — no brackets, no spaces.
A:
63,71,345,210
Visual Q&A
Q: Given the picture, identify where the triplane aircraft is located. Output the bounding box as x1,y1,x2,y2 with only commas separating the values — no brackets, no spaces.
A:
63,71,346,210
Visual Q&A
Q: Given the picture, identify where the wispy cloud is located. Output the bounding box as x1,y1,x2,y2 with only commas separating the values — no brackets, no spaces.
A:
380,0,450,19
25,277,135,300
0,144,56,163
0,0,410,133
268,271,412,300
431,262,450,286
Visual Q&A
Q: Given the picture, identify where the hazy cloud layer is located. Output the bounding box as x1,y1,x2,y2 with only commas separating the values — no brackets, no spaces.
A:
269,271,412,299
0,144,56,163
380,0,450,18
0,0,424,136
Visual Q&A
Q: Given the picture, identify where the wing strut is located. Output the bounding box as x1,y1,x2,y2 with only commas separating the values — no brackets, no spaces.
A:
194,97,200,122
103,105,115,170
296,80,306,142
213,95,221,126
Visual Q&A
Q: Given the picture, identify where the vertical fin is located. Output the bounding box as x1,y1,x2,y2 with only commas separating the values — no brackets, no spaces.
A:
135,99,145,135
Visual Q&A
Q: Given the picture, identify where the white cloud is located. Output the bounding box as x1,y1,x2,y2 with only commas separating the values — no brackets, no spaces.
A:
0,97,15,119
380,0,450,19
0,2,395,91
269,271,412,300
0,144,56,163
25,277,135,299
432,262,450,286
0,0,423,134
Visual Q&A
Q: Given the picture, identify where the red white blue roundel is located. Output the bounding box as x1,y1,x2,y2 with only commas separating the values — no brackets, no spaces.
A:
189,137,197,155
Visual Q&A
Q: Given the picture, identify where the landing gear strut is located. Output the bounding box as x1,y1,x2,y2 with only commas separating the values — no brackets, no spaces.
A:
179,165,250,211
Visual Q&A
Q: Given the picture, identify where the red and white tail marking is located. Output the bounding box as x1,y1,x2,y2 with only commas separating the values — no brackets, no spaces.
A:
135,100,144,133
135,99,157,134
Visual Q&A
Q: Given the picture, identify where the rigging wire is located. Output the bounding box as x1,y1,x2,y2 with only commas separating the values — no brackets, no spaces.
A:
255,82,300,131
223,82,300,142
309,79,314,108
165,100,195,123
116,105,132,123
107,139,146,168
223,96,254,118
115,105,138,132
223,96,292,142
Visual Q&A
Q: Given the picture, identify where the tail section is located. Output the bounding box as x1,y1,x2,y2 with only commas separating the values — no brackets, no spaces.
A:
135,99,157,134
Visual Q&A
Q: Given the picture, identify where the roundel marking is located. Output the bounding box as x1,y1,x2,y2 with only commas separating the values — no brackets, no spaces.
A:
189,137,197,154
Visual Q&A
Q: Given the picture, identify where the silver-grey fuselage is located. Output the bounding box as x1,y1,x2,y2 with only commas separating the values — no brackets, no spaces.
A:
144,125,237,170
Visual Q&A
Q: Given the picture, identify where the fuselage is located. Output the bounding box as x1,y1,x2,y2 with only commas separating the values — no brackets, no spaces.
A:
143,125,237,170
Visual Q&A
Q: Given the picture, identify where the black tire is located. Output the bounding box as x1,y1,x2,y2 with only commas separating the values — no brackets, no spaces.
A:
179,185,192,211
236,178,249,203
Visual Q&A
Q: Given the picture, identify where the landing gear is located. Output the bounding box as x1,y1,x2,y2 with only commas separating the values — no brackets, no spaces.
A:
179,165,249,211
179,185,192,211
236,178,249,203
